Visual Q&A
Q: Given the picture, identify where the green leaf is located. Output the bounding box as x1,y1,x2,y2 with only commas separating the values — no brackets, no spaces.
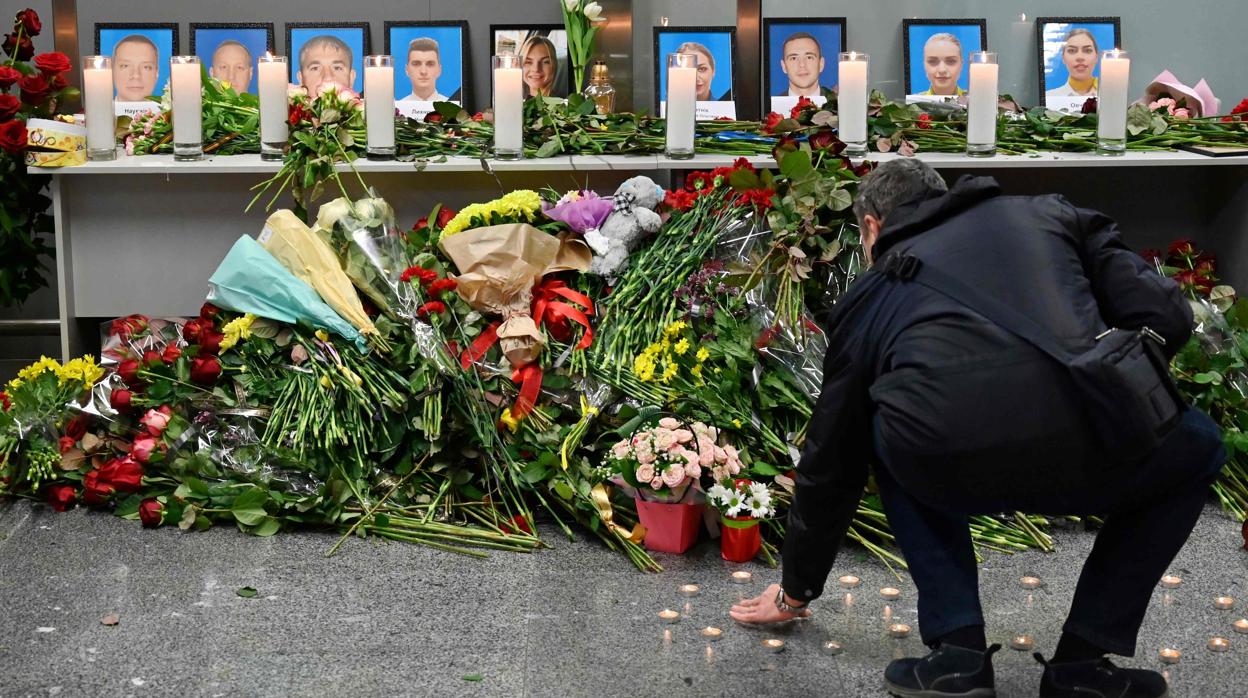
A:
780,149,815,180
231,487,270,526
236,586,258,598
535,138,563,158
249,517,280,537
462,674,483,682
1193,371,1223,385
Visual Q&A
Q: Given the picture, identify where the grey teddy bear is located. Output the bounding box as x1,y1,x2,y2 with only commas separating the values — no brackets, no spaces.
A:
584,175,665,277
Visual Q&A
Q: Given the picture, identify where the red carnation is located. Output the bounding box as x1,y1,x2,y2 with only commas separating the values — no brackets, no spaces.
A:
190,356,222,385
0,94,19,121
46,484,76,512
762,111,783,134
917,113,933,129
117,358,141,384
0,119,25,155
427,278,458,297
416,301,447,318
199,303,221,319
198,331,224,356
0,391,9,411
18,73,51,104
1221,98,1248,123
436,206,457,229
663,188,696,212
14,8,41,36
58,435,76,453
82,469,116,505
139,498,164,527
2,33,34,61
161,343,182,364
110,388,132,412
0,65,19,88
400,266,439,285
33,52,71,76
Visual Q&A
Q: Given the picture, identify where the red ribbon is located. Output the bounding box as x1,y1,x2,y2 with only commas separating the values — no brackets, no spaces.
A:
460,321,500,370
510,363,544,419
532,279,595,351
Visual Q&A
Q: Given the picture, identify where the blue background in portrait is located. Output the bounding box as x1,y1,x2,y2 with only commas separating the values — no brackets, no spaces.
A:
1041,22,1117,89
767,23,843,95
907,24,983,94
98,27,173,99
657,31,732,101
389,26,464,101
289,27,365,93
194,28,270,94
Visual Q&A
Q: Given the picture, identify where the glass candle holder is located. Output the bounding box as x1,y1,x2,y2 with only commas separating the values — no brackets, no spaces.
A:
1097,49,1130,156
493,54,524,160
665,53,698,160
837,52,869,156
81,56,116,161
364,55,396,159
257,54,289,160
170,56,203,161
966,52,999,157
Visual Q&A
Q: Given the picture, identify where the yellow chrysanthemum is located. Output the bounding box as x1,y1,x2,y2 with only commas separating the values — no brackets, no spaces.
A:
441,191,543,238
219,314,257,352
633,351,658,382
690,364,703,379
663,321,687,338
732,418,742,428
673,338,690,356
695,347,710,363
57,356,104,387
660,362,679,384
499,407,520,433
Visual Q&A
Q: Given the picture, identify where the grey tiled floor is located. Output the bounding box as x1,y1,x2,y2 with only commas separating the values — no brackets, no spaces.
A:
0,498,1245,697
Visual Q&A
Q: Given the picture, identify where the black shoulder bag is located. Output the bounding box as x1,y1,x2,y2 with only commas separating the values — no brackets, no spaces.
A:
878,252,1185,465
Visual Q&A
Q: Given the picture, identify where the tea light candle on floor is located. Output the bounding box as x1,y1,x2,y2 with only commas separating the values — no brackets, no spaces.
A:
700,626,723,642
679,584,701,597
1208,637,1231,652
658,609,680,624
822,640,844,655
1234,619,1248,635
1010,634,1035,651
888,623,912,639
1160,575,1182,589
1159,647,1181,664
880,587,901,601
838,575,861,589
1214,596,1235,611
1020,576,1042,590
731,571,753,584
762,638,785,653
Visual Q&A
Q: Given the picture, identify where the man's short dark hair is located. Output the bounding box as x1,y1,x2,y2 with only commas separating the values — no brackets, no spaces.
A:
852,159,948,224
299,35,353,72
407,37,440,61
782,32,821,58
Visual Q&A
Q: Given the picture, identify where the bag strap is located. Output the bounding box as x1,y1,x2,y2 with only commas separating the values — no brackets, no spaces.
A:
876,251,1078,365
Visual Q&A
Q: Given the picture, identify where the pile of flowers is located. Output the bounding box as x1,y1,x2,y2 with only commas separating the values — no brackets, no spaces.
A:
439,190,544,238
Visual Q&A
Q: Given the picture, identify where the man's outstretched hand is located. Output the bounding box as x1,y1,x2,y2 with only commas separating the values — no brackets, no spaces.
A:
729,583,813,624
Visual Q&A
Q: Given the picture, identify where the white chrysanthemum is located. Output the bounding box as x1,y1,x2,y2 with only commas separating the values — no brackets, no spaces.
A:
707,483,732,506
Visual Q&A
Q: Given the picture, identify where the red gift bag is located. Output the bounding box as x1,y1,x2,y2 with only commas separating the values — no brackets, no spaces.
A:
635,497,703,554
720,516,762,562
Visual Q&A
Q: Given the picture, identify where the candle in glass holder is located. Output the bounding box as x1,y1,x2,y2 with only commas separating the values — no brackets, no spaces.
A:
1160,575,1183,589
888,623,912,639
1215,596,1235,611
1096,49,1130,155
664,53,697,159
82,56,116,160
762,638,785,653
966,52,999,157
679,584,701,597
837,52,868,156
364,55,395,159
1159,647,1181,664
1233,619,1248,634
170,56,203,161
821,640,844,655
492,54,523,159
658,609,680,624
1010,634,1036,651
1020,576,1042,590
700,626,723,642
731,571,753,584
257,54,288,160
838,575,862,589
1208,637,1231,652
880,587,901,601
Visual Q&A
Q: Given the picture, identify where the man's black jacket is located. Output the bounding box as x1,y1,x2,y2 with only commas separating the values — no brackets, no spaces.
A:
780,175,1192,603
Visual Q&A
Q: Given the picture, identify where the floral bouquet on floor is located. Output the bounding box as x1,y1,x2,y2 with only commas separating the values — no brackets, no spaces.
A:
707,478,774,562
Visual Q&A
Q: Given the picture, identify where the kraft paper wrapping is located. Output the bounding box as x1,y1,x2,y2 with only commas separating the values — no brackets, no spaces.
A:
439,223,591,367
258,210,378,337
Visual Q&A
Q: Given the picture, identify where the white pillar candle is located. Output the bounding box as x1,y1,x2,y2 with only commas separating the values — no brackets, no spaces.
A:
169,56,202,159
493,54,523,158
837,52,869,151
257,54,288,156
1098,50,1131,143
967,52,999,152
364,55,396,156
665,53,697,157
82,56,115,159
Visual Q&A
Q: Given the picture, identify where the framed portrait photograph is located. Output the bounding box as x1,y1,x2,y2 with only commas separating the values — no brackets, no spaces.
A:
385,21,470,119
762,18,846,115
902,19,987,104
190,23,275,95
94,23,178,116
285,22,371,96
490,25,570,99
1036,17,1122,112
653,26,737,119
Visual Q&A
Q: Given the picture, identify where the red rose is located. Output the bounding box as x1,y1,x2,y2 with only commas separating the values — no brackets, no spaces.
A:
470,112,484,122
110,388,132,412
33,52,70,76
762,111,783,134
50,73,66,90
1081,97,1099,115
18,74,51,104
182,317,207,343
917,113,933,129
807,128,845,154
412,216,429,231
287,102,309,127
198,331,224,356
199,303,221,319
130,434,157,463
0,119,25,155
0,94,19,121
117,358,141,384
139,406,172,436
14,8,41,36
416,301,446,318
790,95,815,120
427,278,458,297
110,314,149,340
0,391,9,411
58,435,76,453
161,343,182,364
424,112,443,123
0,65,19,88
65,414,89,440
1168,238,1195,258
109,457,144,492
46,484,77,512
142,350,161,367
1139,249,1162,266
436,206,457,229
139,498,164,527
2,33,34,61
82,469,116,505
190,356,222,385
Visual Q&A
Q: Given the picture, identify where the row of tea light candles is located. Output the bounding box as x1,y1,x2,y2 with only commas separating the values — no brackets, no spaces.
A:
79,46,1134,164
1157,574,1246,660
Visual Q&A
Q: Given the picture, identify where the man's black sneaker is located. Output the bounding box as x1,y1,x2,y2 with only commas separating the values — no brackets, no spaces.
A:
884,643,1000,698
1036,653,1169,698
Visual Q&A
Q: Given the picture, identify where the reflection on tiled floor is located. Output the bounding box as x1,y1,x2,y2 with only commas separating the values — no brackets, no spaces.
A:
0,498,1245,697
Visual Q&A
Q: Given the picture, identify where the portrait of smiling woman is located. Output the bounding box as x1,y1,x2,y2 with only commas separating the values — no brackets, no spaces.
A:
492,26,570,99
1036,17,1121,111
902,19,985,104
520,35,558,98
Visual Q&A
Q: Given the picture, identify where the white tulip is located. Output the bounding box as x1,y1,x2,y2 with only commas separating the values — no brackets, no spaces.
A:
584,2,605,21
564,0,579,12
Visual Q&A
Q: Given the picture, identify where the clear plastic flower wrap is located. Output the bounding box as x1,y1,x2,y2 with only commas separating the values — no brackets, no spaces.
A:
1188,296,1248,400
194,408,323,495
98,316,186,368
